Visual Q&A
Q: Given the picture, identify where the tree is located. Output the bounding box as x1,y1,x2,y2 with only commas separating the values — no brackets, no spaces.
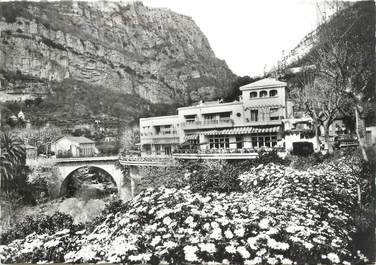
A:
0,132,26,192
12,126,62,155
308,1,375,160
289,69,348,153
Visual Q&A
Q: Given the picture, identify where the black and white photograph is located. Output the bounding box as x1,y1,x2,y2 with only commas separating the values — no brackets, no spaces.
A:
0,0,375,264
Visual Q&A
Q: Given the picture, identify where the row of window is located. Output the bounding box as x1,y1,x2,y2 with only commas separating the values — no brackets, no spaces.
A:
207,134,278,149
143,144,173,155
250,89,278,99
250,108,280,122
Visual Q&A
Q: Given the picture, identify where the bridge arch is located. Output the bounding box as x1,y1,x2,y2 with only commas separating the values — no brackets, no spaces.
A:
54,158,133,201
59,166,118,197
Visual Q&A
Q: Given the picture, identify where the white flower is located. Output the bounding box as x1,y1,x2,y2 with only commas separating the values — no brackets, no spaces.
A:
237,246,250,259
44,240,60,248
163,241,177,249
210,227,222,240
225,245,237,254
234,227,245,237
74,245,97,262
259,218,270,229
129,253,152,262
281,258,293,265
163,216,173,226
151,236,161,247
211,221,220,229
199,243,216,253
285,225,298,233
303,242,314,250
162,233,171,239
256,248,267,257
185,216,194,224
183,245,199,262
247,237,258,250
266,228,278,235
267,238,289,250
224,229,234,239
342,261,351,265
203,223,211,231
267,257,278,265
222,259,230,264
244,257,263,265
327,253,340,264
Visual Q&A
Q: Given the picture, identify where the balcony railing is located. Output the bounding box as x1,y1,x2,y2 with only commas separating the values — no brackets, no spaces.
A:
141,131,178,138
172,147,286,160
173,146,285,154
182,119,234,129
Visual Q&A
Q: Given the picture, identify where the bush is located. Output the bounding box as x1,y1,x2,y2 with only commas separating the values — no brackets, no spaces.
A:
188,160,242,193
292,141,314,156
134,151,289,194
0,212,83,245
0,167,367,264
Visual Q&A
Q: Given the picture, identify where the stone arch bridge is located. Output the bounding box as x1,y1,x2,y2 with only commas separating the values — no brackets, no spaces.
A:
52,156,173,200
53,156,133,200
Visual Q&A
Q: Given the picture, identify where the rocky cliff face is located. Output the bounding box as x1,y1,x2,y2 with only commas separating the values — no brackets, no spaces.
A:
0,1,236,105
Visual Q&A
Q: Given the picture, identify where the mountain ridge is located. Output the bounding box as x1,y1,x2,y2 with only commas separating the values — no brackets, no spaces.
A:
0,1,236,110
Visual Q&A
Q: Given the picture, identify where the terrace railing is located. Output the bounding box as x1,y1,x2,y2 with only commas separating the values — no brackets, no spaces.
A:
182,119,234,129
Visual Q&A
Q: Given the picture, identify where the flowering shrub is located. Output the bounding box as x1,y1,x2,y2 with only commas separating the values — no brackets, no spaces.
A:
0,212,83,245
0,162,369,264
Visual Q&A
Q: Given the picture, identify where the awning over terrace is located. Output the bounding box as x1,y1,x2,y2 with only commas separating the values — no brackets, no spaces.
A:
201,126,281,136
184,134,199,140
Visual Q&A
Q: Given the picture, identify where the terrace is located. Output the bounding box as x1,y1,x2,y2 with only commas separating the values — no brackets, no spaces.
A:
172,147,286,160
181,118,234,129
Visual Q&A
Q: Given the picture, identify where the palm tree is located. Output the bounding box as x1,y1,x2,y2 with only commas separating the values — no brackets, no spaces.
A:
0,132,25,192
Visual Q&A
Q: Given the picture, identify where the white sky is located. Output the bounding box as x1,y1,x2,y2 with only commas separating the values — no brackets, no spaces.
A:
140,0,321,77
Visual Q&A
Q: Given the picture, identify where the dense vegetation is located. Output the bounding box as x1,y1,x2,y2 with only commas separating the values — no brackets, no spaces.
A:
1,79,181,129
0,153,372,264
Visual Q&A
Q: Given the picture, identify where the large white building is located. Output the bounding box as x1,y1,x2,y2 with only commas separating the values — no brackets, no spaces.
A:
139,78,316,159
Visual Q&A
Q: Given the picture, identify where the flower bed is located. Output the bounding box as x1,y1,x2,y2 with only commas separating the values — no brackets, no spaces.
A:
0,163,368,264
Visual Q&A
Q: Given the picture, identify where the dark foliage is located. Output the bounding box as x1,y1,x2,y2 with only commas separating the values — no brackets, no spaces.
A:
292,141,314,156
1,79,179,129
136,151,288,194
0,212,83,245
224,76,261,102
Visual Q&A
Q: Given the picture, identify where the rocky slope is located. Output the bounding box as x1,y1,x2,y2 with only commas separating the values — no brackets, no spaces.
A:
0,1,236,105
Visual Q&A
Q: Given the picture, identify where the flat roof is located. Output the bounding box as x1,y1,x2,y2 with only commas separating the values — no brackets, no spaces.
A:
140,115,179,121
177,101,242,110
240,78,286,91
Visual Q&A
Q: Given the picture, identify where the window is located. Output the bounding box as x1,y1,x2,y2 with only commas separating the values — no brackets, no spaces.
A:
251,133,278,148
260,90,268,97
271,136,277,146
155,144,161,155
250,110,259,122
236,136,243,149
269,90,278,97
164,145,172,155
270,107,279,120
209,136,229,149
144,144,151,155
252,137,258,148
250,92,257,98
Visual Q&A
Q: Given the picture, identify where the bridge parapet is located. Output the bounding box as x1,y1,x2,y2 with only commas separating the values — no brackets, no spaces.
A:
119,156,176,167
53,156,119,164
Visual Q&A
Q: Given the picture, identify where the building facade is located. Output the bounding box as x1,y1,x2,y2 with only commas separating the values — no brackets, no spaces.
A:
139,78,300,157
139,115,180,156
51,136,98,158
